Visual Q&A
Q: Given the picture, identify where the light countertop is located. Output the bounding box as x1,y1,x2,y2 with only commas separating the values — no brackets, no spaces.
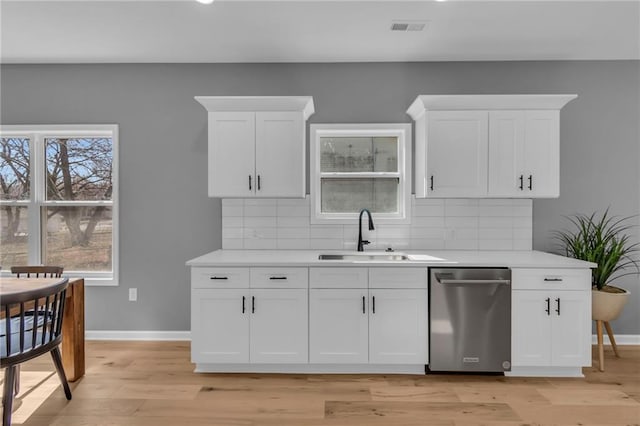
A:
186,249,596,269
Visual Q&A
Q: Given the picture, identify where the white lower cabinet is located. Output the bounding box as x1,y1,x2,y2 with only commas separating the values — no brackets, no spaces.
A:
191,267,308,365
308,267,428,366
369,289,428,364
191,288,307,364
511,268,591,375
192,288,249,363
309,289,369,363
250,289,308,363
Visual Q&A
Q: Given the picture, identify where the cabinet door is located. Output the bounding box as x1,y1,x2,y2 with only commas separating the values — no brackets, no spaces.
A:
309,289,369,364
426,111,488,197
191,289,249,363
511,290,552,367
551,290,591,367
369,289,428,364
488,111,526,197
209,112,255,197
249,289,308,363
523,111,559,197
255,112,305,198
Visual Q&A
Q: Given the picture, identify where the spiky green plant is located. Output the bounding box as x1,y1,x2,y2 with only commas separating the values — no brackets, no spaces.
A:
555,210,639,291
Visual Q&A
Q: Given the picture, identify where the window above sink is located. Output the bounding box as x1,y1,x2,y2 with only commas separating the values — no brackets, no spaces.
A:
310,123,412,225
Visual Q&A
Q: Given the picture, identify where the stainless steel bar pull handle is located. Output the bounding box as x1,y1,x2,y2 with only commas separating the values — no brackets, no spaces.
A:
556,298,561,315
242,296,246,313
544,278,563,282
269,277,287,280
362,296,366,314
438,279,511,285
430,175,434,191
252,296,255,313
249,175,252,190
528,175,533,190
372,296,376,314
257,175,261,191
519,175,524,190
210,276,228,280
545,297,551,315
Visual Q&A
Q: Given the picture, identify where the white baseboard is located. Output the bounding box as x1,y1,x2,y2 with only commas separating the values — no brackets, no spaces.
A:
86,331,639,345
85,330,190,341
591,334,640,345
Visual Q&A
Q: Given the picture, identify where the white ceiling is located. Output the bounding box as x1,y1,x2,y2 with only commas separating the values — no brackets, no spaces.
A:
1,0,638,64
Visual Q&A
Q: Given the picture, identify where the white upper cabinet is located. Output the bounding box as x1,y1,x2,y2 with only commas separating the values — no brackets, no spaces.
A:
426,111,488,197
488,110,560,197
195,96,314,198
407,95,576,198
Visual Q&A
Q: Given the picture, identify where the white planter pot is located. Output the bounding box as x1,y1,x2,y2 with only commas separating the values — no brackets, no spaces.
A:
592,288,630,321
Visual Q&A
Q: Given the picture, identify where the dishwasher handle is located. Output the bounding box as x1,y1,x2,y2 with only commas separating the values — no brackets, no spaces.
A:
435,276,511,286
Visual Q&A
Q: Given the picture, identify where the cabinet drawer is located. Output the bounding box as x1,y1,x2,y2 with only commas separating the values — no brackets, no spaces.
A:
512,268,591,291
369,267,428,289
310,268,368,289
250,268,308,289
192,268,250,289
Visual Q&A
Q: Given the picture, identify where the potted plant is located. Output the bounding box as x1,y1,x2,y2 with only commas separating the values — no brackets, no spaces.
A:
555,209,639,322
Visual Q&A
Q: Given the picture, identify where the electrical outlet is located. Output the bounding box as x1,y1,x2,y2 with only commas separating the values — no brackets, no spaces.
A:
128,288,137,302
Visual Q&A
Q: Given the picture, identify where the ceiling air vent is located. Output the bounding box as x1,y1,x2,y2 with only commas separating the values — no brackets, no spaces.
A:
391,21,427,32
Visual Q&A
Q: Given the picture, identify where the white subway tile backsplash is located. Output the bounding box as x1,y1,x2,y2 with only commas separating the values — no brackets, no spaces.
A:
445,204,479,217
278,227,310,239
409,238,445,250
277,205,310,217
222,216,243,228
445,239,479,250
310,226,344,239
409,227,445,239
222,238,243,249
222,205,243,217
479,228,513,240
445,216,478,228
244,238,277,249
479,217,514,228
413,204,445,217
313,239,344,250
244,217,277,228
479,239,513,250
277,239,310,249
514,227,533,240
222,227,244,239
221,196,533,251
244,205,277,217
244,199,277,206
513,239,533,250
244,227,277,239
277,217,310,228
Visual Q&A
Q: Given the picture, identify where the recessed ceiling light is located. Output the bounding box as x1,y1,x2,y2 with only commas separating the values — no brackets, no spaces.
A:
195,0,214,4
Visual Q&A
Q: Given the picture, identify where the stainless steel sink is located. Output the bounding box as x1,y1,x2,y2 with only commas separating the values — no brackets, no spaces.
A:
318,253,410,261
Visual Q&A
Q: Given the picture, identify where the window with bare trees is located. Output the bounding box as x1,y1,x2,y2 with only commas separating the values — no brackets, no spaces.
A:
0,125,118,285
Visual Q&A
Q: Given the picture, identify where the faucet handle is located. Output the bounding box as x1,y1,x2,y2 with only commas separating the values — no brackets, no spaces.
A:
362,240,370,246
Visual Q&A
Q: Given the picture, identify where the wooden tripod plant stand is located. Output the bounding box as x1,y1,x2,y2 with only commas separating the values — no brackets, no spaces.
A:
595,320,620,372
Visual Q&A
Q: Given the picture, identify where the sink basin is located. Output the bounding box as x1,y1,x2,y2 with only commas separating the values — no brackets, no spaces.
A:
318,253,410,261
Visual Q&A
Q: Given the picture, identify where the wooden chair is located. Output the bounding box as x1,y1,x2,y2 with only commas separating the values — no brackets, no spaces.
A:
8,266,64,396
10,266,63,278
1,279,72,426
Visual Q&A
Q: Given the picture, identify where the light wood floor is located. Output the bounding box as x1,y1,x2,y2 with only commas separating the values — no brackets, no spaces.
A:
3,341,639,425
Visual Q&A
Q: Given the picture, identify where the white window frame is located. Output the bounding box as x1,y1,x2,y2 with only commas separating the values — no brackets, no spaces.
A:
0,124,119,286
310,123,412,224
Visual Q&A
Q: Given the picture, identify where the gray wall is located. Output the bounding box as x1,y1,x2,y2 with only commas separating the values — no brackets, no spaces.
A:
2,61,639,334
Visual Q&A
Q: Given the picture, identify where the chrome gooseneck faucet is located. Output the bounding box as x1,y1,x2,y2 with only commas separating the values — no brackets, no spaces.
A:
357,208,375,252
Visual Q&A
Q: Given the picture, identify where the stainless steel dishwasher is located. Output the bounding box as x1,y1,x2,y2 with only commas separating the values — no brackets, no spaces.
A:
429,268,511,373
